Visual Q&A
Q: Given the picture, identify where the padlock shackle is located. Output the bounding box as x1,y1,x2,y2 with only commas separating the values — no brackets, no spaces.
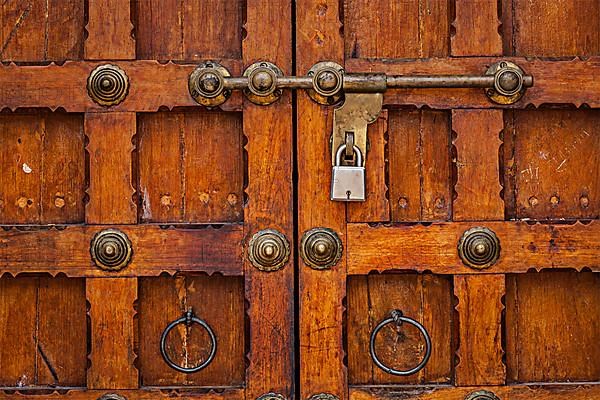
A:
335,144,363,167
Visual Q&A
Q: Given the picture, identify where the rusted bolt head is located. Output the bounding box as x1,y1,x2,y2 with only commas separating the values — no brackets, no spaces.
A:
198,72,221,94
316,70,339,92
252,70,274,92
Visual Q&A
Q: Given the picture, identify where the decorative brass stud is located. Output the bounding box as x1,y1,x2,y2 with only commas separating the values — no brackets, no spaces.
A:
465,390,500,400
87,64,129,106
300,227,342,270
307,61,345,105
243,61,283,105
307,394,339,400
458,227,500,270
256,393,286,400
97,394,126,400
486,61,528,104
247,229,290,272
90,229,133,272
189,61,232,107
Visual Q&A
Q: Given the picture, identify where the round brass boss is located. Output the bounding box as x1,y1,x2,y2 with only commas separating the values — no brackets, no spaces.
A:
300,227,343,270
243,61,283,105
247,229,290,272
90,229,133,272
486,61,527,104
87,64,129,107
308,394,339,400
465,390,500,400
457,227,500,270
307,61,344,105
188,61,231,107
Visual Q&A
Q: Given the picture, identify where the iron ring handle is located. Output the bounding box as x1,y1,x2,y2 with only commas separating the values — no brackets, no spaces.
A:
160,309,217,373
369,309,432,376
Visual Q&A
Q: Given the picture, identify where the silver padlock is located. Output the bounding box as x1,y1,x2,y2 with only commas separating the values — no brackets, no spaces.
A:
331,144,366,202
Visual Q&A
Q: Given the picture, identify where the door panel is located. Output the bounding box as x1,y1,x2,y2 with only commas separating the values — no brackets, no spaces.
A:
0,1,293,399
297,0,600,399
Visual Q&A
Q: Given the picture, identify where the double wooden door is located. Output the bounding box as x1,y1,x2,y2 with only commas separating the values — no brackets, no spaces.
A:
0,1,598,400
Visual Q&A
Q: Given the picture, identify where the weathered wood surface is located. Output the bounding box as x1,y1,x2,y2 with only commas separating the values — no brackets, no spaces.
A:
0,389,244,399
346,58,600,108
347,221,600,275
0,225,243,276
0,61,243,112
350,385,600,400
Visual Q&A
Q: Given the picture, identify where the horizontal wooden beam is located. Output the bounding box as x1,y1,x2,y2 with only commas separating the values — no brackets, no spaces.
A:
0,60,243,112
350,385,600,400
347,221,600,275
0,58,598,111
0,389,244,400
346,57,600,108
0,224,243,277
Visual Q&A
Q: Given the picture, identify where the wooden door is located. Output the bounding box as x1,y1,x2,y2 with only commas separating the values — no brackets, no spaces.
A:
297,1,600,400
0,1,293,400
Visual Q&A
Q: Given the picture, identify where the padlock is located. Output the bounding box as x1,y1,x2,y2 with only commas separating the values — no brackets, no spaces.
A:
331,144,366,201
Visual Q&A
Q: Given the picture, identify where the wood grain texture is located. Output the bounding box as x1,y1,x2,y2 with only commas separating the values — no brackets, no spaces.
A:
297,0,347,398
243,0,294,398
454,275,505,386
0,113,85,225
451,0,502,56
0,225,243,277
346,57,600,108
138,111,243,223
347,275,453,385
134,0,244,60
350,385,600,400
347,221,600,275
85,0,135,60
138,275,245,387
452,110,504,221
1,58,599,110
85,112,136,224
0,389,244,399
347,113,389,223
0,0,84,61
506,271,600,383
507,0,600,57
0,61,243,112
87,277,138,389
388,110,451,222
344,0,449,58
512,110,600,220
0,276,86,388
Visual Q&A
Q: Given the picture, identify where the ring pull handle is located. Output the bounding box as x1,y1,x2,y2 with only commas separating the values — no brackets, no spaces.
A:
369,309,432,376
160,309,217,373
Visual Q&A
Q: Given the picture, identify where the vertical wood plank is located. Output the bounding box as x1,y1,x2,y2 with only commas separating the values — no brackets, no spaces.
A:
453,110,504,221
85,112,137,224
243,0,293,398
451,0,502,56
454,275,505,386
506,272,600,383
0,277,37,387
297,0,347,399
85,0,135,60
41,114,85,224
36,277,87,387
87,278,138,389
0,115,42,224
347,113,389,223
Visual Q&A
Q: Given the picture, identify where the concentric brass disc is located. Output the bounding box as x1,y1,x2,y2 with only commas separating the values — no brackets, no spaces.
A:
90,229,133,272
464,390,500,400
300,227,343,270
457,226,501,270
87,64,129,106
247,229,290,272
